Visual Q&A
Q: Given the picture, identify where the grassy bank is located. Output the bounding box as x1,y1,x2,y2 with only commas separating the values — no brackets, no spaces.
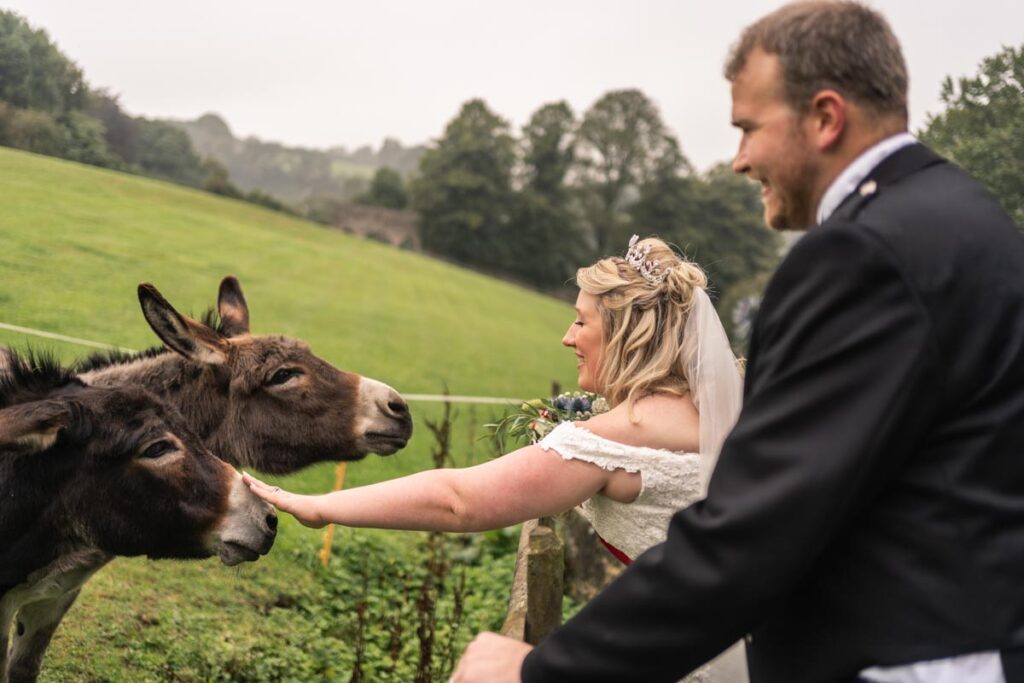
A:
0,146,578,681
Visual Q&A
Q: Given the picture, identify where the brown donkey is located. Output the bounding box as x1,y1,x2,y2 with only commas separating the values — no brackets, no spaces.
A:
74,276,413,474
0,352,277,683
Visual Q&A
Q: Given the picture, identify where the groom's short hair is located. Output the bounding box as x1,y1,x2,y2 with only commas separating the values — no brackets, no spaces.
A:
724,1,908,122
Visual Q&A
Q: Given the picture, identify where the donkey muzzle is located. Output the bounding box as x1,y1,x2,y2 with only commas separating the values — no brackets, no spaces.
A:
356,378,413,455
213,472,278,566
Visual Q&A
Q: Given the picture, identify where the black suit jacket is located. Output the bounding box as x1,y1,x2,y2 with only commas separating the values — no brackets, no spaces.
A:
521,144,1024,682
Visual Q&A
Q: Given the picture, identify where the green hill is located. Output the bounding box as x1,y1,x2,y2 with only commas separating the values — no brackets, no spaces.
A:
0,146,580,681
0,145,576,397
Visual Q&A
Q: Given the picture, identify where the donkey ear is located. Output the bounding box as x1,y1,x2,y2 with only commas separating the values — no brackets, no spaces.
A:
0,399,69,453
138,283,228,365
217,276,250,336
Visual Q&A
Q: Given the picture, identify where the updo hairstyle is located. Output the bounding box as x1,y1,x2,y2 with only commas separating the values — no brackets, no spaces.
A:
575,237,707,412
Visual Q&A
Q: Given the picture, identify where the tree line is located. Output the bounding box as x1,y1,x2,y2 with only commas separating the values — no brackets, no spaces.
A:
173,112,425,205
407,94,782,319
2,8,1020,343
0,10,294,213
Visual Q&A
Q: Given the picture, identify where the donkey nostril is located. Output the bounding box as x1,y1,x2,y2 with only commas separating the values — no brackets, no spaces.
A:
266,512,278,531
388,399,409,416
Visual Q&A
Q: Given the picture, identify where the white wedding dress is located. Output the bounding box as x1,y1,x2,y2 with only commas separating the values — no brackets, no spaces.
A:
539,421,748,683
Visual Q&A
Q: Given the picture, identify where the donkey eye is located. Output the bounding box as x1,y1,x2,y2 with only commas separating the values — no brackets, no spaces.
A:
267,368,302,386
140,440,176,460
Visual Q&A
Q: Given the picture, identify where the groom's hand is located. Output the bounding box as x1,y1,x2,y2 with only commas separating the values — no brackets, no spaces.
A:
450,632,532,683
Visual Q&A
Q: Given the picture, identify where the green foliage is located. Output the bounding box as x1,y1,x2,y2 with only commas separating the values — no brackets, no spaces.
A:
488,391,607,451
505,190,588,287
413,99,517,269
522,101,576,197
375,137,424,175
86,89,140,166
202,156,243,198
62,109,118,167
173,114,416,205
576,89,691,254
301,192,347,225
0,13,214,192
246,188,296,214
306,531,515,683
920,44,1024,226
358,166,409,209
0,101,116,169
0,10,86,115
0,100,64,155
504,102,591,287
409,90,780,308
630,162,781,323
134,117,204,186
0,145,576,412
0,147,578,681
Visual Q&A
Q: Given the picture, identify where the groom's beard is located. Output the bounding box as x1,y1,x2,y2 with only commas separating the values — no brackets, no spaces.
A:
761,127,821,231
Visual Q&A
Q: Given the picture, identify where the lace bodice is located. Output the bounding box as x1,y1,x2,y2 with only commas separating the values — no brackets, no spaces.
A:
537,421,706,561
537,421,748,683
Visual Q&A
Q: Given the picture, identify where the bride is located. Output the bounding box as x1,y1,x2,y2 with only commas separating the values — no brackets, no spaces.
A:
245,236,747,682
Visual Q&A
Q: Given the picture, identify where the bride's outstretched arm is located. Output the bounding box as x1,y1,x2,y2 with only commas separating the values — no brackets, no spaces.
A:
243,445,627,533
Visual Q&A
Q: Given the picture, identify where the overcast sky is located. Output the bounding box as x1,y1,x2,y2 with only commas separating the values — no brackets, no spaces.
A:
5,1,1022,171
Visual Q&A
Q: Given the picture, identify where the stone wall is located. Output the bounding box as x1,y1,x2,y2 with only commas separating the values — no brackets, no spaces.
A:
330,203,421,250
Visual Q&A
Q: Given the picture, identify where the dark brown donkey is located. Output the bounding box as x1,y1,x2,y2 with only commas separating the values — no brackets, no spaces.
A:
74,276,413,473
0,352,277,683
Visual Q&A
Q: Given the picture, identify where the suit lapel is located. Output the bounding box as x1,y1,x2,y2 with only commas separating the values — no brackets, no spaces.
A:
829,143,947,223
747,145,947,396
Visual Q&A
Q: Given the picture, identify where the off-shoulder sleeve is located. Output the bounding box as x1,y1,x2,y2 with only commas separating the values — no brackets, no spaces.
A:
538,422,655,473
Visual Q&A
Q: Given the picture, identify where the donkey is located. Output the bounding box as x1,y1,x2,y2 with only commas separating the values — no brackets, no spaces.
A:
73,276,413,474
0,352,277,683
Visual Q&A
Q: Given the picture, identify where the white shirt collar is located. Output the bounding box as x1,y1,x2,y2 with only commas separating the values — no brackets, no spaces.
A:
815,132,917,225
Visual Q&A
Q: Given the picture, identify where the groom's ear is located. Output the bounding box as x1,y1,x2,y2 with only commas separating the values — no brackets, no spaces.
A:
808,89,847,151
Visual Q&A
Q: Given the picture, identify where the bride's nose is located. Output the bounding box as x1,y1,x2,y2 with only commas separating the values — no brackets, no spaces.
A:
562,326,575,347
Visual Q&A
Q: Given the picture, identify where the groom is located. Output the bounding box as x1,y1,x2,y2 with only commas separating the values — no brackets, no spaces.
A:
452,2,1024,682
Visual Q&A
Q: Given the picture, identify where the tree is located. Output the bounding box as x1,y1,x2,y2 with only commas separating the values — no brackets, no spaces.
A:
134,118,203,186
0,10,86,116
522,101,577,197
86,89,138,165
62,109,117,167
201,157,243,198
359,167,409,210
630,162,781,343
575,89,691,254
376,137,425,175
412,99,517,268
506,101,590,287
0,101,63,155
920,44,1024,226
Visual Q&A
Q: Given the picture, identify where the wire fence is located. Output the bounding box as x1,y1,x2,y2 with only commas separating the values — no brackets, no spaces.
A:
0,321,520,405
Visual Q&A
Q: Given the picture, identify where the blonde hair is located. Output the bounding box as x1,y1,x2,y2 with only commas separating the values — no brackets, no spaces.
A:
576,237,707,414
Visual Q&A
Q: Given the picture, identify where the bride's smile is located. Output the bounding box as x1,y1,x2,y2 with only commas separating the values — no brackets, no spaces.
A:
562,291,605,393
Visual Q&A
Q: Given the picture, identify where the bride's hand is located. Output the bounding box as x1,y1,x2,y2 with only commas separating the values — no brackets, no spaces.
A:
242,472,327,528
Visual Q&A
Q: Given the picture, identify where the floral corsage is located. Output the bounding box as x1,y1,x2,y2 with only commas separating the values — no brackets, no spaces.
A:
488,391,609,449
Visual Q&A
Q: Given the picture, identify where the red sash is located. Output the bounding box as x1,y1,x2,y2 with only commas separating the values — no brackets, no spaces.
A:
598,534,632,566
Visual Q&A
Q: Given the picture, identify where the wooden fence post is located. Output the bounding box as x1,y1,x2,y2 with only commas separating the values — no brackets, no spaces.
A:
500,517,564,645
525,518,563,644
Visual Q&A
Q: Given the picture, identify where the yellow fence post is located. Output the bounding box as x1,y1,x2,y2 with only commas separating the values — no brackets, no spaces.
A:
318,462,348,567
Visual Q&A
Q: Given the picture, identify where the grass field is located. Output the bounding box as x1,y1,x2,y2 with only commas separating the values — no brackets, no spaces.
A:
0,146,580,681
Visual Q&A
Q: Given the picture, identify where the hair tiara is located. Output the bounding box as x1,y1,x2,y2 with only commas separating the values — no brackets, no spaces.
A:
625,235,669,285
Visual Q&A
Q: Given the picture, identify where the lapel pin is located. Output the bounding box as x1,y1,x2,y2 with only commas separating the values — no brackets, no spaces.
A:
859,179,878,197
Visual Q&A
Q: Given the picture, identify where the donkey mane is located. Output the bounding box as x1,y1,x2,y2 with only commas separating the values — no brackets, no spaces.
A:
72,308,229,375
0,350,83,408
